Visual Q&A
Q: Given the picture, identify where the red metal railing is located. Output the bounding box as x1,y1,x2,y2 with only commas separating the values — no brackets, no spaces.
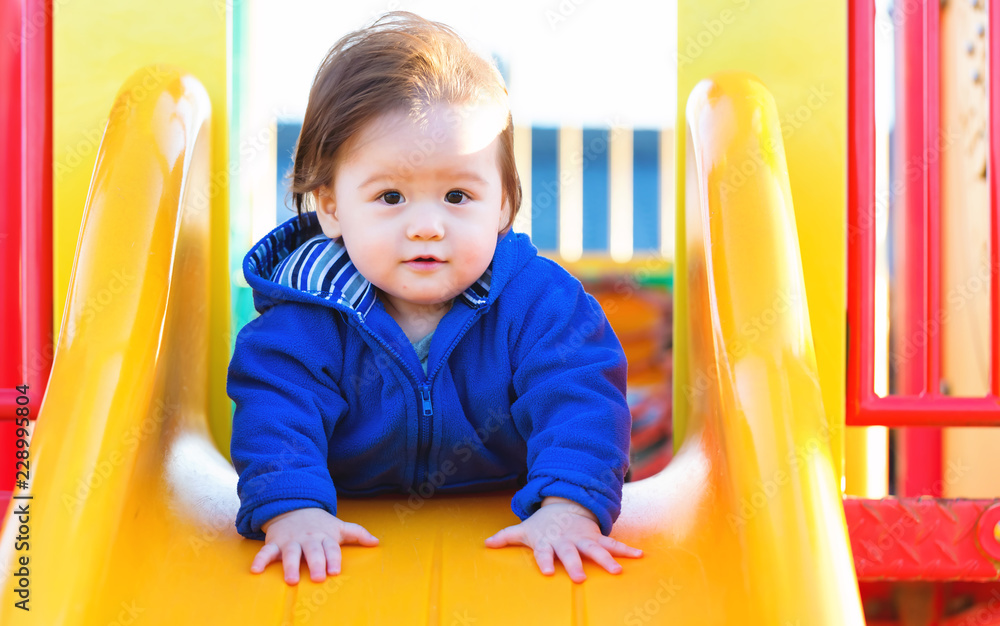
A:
0,0,52,407
847,0,1000,434
846,0,1000,586
0,0,53,509
991,0,1000,404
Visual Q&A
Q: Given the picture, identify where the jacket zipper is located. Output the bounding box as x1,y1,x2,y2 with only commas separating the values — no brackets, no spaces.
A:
416,384,433,486
414,309,485,487
355,306,487,490
355,323,428,487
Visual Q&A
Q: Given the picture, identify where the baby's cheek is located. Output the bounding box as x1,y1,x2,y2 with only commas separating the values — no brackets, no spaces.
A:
345,231,391,274
350,252,384,284
455,246,493,278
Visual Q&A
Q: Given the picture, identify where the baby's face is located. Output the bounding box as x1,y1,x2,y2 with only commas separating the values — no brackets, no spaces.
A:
315,102,509,314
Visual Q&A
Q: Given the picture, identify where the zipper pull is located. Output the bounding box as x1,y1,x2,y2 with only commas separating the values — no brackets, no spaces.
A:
420,386,433,417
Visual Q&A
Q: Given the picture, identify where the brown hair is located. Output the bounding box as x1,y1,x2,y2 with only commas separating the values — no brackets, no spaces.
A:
289,11,522,231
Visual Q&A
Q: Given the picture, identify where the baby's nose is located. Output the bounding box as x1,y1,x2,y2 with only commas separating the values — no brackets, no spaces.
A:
406,210,445,239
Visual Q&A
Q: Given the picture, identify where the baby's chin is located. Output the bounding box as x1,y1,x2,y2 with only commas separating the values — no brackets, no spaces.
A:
375,287,457,307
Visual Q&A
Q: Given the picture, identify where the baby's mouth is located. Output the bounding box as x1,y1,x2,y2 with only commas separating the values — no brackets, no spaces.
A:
405,257,445,269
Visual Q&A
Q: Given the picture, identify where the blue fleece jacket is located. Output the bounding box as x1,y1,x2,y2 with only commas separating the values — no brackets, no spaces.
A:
228,211,631,540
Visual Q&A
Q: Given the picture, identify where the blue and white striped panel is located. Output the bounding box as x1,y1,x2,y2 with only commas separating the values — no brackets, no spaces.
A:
276,121,301,224
530,127,559,250
582,127,610,252
632,129,661,253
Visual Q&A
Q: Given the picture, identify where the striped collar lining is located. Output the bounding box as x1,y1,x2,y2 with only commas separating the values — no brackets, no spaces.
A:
245,215,379,315
260,230,492,318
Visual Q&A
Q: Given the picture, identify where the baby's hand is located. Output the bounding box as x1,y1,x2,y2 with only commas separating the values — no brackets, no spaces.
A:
484,496,642,583
251,507,379,584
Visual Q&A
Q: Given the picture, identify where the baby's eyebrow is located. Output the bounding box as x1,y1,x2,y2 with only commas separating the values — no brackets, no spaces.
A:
359,171,489,188
449,171,490,186
358,174,396,188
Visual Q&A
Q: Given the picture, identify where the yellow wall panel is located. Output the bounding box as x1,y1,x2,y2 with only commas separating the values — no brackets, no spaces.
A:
53,0,230,453
674,0,847,481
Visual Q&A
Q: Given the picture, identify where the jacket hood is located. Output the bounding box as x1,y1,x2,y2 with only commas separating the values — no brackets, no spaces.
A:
243,211,537,320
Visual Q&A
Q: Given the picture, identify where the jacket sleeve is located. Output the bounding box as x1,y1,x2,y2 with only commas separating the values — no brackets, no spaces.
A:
507,267,632,535
227,303,348,541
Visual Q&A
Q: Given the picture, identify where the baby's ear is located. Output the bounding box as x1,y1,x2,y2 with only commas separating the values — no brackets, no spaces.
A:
314,187,342,239
498,199,513,235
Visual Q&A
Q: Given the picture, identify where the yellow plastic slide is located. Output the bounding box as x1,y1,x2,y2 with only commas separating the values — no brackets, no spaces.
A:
0,68,864,624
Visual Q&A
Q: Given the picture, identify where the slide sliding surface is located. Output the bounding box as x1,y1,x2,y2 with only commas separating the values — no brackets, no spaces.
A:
0,69,862,624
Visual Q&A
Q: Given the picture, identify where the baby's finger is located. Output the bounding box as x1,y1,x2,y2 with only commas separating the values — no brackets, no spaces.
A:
484,525,523,548
281,542,303,584
301,539,328,582
340,522,379,546
598,536,643,558
323,538,343,575
577,540,622,575
250,544,281,574
553,542,586,584
533,543,556,576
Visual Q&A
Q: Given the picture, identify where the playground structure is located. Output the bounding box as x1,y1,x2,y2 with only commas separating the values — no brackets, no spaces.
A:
0,0,998,624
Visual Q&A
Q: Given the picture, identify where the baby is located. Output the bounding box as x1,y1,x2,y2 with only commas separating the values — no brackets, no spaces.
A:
228,11,640,586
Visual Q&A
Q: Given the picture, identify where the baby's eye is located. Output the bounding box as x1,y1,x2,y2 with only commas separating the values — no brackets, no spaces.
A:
445,190,468,204
379,191,403,205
